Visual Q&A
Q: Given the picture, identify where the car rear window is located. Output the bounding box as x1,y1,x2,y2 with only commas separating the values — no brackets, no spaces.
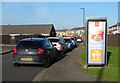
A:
64,39,71,42
48,39,60,42
78,38,81,39
17,41,42,48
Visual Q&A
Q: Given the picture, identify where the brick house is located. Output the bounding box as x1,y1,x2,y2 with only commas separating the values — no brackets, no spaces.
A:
108,22,120,34
67,27,86,36
2,24,56,36
56,27,86,39
56,29,68,37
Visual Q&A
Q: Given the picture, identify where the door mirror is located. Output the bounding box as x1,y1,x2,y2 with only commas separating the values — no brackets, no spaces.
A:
52,44,57,46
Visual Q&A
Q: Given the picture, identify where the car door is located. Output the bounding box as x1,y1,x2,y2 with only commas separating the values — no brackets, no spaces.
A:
62,38,67,51
46,40,56,58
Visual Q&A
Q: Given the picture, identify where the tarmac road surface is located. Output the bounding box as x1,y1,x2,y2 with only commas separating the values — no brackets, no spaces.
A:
2,52,44,81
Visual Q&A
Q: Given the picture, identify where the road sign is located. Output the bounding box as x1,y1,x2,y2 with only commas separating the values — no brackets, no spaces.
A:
86,17,107,66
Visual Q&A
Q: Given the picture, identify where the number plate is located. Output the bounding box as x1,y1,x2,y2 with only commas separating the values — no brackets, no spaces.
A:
21,58,33,61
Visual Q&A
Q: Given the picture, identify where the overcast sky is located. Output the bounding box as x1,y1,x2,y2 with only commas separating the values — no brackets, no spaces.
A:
1,1,119,30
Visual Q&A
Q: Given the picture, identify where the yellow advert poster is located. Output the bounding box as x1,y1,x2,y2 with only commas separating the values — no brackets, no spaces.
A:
90,49,103,61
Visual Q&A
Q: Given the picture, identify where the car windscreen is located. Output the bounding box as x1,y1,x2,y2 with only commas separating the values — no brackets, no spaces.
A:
17,41,42,48
48,39,60,42
64,39,71,42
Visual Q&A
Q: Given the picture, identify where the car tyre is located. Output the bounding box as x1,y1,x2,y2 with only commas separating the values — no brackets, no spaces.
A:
13,63,20,67
55,51,59,61
44,57,51,68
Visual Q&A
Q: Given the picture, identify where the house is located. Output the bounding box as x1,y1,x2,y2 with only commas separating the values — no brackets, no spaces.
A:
108,22,120,34
2,24,56,36
67,27,86,36
1,24,56,44
56,29,68,37
56,27,86,38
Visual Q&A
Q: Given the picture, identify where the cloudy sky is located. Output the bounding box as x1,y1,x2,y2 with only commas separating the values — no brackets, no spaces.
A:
1,1,119,30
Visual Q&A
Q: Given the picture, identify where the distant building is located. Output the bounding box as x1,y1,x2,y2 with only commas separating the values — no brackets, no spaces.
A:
68,27,86,36
56,29,68,37
108,23,120,34
56,27,86,37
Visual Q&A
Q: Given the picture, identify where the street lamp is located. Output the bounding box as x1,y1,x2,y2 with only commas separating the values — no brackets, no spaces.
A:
63,27,66,37
80,8,85,27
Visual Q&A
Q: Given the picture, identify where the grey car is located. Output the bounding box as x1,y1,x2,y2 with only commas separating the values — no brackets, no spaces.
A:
13,38,58,68
47,37,67,55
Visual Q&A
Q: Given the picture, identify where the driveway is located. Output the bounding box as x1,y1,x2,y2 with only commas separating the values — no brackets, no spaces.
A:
33,43,103,82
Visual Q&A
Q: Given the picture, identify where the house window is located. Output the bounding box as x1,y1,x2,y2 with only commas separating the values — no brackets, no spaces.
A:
71,31,74,33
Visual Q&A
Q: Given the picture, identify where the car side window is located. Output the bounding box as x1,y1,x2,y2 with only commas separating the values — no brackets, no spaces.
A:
62,38,65,43
48,40,53,46
46,40,51,47
42,40,47,47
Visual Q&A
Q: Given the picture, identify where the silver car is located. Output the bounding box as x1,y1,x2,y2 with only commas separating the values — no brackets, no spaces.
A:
47,37,67,54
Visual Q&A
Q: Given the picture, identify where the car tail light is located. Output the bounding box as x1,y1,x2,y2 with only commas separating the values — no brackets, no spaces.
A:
58,42,63,45
38,48,45,54
58,50,62,51
13,48,17,53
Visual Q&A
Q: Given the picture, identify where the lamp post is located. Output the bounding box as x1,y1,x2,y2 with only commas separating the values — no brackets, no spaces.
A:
63,27,66,37
80,8,85,27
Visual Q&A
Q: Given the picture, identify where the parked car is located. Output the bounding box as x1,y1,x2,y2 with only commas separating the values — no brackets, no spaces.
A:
64,37,74,50
12,38,58,68
77,37,82,43
70,37,78,47
47,37,67,54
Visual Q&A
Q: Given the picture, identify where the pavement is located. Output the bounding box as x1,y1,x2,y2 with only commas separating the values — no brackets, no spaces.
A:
0,44,16,46
32,44,103,82
0,44,15,55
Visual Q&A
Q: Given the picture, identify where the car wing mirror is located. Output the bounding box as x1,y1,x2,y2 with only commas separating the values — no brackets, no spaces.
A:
52,44,57,46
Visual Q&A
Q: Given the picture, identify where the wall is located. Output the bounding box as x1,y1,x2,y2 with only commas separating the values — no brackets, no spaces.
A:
1,35,31,44
107,34,120,47
0,35,10,44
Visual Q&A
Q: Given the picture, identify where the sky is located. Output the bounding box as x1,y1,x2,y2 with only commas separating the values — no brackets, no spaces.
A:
1,2,119,30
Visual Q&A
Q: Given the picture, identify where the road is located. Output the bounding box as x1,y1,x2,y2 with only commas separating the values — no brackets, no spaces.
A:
2,46,70,81
2,46,45,81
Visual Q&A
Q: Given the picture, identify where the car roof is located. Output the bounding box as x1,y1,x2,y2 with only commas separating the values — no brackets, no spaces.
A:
63,37,71,39
47,37,62,39
20,38,46,42
64,37,72,39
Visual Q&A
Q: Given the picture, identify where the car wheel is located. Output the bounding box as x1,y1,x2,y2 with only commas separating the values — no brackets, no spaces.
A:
13,63,20,67
61,51,65,56
44,57,51,68
55,51,59,61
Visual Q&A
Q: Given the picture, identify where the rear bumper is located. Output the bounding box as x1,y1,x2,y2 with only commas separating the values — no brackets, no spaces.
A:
13,54,46,65
13,61,44,65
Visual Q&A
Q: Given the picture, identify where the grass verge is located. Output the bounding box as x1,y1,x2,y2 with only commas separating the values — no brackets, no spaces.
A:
80,46,119,82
